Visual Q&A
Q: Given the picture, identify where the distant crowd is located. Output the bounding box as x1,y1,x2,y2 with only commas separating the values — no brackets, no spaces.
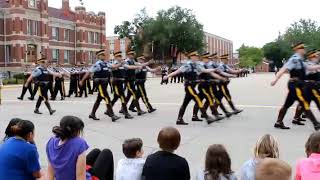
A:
0,116,319,180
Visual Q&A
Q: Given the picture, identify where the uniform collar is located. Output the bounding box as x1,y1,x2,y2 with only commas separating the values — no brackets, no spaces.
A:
294,53,303,59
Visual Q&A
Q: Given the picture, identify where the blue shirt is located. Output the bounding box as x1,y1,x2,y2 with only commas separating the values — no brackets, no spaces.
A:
0,137,41,180
284,53,307,71
90,59,112,73
179,60,204,74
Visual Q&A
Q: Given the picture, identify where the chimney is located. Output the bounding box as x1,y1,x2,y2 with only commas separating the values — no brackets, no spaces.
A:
62,0,69,11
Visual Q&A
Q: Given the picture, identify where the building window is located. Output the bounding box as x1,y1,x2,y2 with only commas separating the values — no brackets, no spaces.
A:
109,40,115,51
94,32,98,44
52,49,59,62
64,50,70,64
28,0,36,8
88,32,94,44
52,27,59,40
64,29,70,41
27,20,38,35
89,51,95,64
120,39,126,50
5,45,11,63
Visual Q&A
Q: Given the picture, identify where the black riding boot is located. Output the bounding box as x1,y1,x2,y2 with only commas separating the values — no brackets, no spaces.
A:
274,108,290,129
89,101,101,120
45,101,56,115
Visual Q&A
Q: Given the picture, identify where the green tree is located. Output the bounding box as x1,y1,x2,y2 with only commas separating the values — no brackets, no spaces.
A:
238,45,263,67
114,6,205,63
262,38,291,68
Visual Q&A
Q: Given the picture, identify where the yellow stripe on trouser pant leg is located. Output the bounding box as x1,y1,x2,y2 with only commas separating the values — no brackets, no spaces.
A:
312,89,320,106
221,85,231,102
187,86,203,108
295,87,310,110
114,85,125,104
202,88,214,106
209,86,220,105
138,84,150,110
98,84,109,104
127,82,137,99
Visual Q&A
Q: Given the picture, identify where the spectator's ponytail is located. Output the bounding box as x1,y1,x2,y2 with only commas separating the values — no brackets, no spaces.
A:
11,120,35,140
52,116,84,141
3,118,22,141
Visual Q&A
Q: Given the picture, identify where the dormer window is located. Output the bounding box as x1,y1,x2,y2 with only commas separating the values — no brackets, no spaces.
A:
28,0,36,8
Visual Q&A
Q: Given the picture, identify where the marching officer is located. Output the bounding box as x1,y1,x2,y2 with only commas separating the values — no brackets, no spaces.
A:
164,51,226,125
50,63,66,101
24,57,61,115
124,50,152,116
271,43,320,130
128,55,158,113
79,50,122,122
78,62,89,98
17,65,33,100
109,51,134,119
217,54,244,115
67,66,79,97
160,65,168,85
170,64,178,83
192,52,226,121
292,49,320,125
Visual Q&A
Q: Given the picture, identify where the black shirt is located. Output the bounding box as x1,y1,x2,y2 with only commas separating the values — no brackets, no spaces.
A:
142,151,190,180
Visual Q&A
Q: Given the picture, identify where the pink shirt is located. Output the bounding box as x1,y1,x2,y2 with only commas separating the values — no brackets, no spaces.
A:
296,153,320,180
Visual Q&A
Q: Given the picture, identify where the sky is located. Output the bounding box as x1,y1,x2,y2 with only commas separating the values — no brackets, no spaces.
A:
49,0,320,50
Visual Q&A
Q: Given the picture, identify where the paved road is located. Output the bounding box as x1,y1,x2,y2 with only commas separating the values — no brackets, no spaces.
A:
0,73,318,177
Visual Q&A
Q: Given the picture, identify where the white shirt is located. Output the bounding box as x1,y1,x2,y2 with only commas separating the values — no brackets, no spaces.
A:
116,158,145,180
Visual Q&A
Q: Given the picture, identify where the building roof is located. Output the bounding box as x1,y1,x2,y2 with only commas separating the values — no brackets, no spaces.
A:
0,0,9,8
204,32,233,43
48,7,75,21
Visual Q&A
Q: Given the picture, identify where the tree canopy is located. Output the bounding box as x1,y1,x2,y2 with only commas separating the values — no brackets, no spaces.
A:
237,45,264,67
114,6,205,63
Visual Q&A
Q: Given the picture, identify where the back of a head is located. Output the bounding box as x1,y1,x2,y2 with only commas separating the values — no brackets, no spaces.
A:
52,116,84,141
205,144,232,180
122,138,143,158
254,134,279,159
11,120,34,140
157,126,181,152
255,158,291,180
4,118,22,140
308,131,320,154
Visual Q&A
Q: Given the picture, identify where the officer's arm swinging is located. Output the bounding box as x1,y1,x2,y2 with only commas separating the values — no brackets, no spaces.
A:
271,67,288,86
164,69,183,80
146,66,161,73
79,72,91,86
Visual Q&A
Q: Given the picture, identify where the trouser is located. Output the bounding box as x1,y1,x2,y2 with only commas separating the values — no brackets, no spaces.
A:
79,78,88,97
193,83,221,116
170,76,177,83
68,78,78,97
217,82,238,111
92,80,98,92
178,84,209,119
129,81,154,111
35,83,53,112
52,79,65,99
91,81,115,116
19,81,33,98
125,81,142,112
86,149,114,180
277,81,319,125
161,74,168,84
86,79,92,93
294,83,320,119
31,83,39,99
48,81,54,97
111,80,130,114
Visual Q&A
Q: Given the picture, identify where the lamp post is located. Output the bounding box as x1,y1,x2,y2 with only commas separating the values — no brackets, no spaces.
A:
1,10,7,71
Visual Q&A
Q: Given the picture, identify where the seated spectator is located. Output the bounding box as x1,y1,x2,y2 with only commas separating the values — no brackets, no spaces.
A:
196,144,237,180
255,158,291,180
240,134,279,180
116,138,145,180
2,118,21,142
142,126,190,180
0,120,41,180
46,115,114,180
46,116,88,180
86,148,114,180
295,132,320,180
